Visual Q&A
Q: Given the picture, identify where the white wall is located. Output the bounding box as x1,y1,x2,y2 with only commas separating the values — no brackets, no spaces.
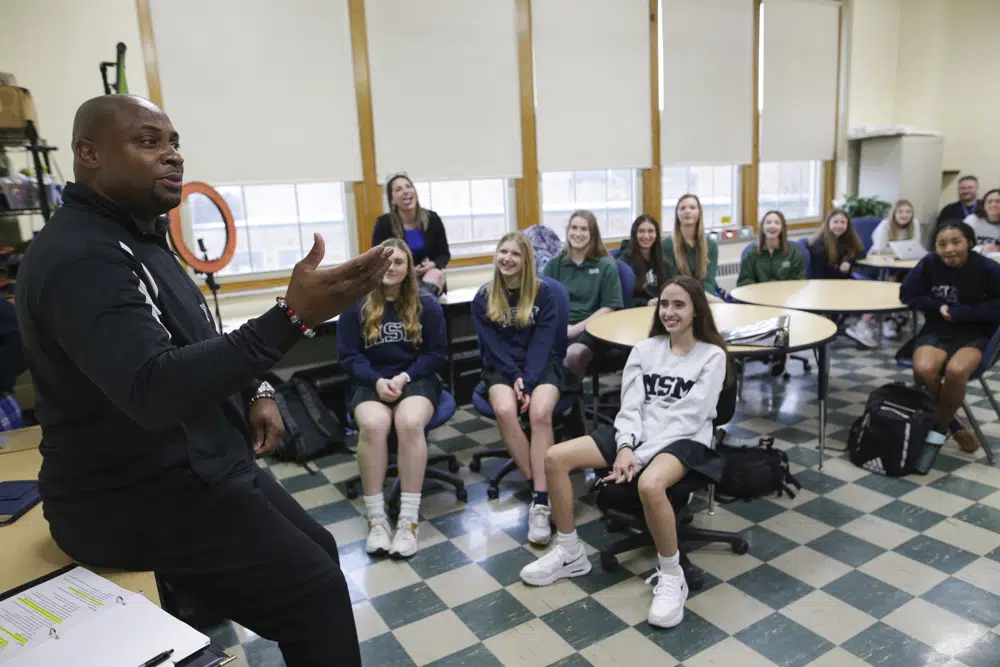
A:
847,0,1000,204
0,0,148,173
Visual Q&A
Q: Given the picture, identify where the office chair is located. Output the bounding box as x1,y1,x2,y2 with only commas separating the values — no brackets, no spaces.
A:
593,379,748,591
343,389,466,517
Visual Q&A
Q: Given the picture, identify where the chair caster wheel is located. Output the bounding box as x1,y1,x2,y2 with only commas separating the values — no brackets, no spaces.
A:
600,552,617,571
804,363,812,373
733,539,749,555
469,459,482,473
686,569,704,591
455,486,468,502
448,459,461,473
487,485,500,500
345,481,360,500
782,372,791,381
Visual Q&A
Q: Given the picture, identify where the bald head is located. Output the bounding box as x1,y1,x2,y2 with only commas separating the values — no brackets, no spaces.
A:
71,94,184,219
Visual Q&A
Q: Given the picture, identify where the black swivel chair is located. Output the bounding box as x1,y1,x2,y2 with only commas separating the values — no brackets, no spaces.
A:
593,378,748,591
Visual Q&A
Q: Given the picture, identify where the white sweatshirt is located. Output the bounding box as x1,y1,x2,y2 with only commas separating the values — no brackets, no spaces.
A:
614,337,727,468
963,214,1000,250
870,217,922,255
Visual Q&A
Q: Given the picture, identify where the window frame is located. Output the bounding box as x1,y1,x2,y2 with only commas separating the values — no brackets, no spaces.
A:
539,168,641,243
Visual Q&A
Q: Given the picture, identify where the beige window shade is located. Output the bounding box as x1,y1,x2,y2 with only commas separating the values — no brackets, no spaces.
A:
660,0,755,166
532,0,652,172
365,0,522,182
150,0,363,184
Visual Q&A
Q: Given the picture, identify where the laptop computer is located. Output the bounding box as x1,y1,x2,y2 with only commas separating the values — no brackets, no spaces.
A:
889,240,928,260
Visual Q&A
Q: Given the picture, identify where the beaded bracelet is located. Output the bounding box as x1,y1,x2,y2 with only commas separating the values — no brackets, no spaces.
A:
276,296,317,338
249,391,275,406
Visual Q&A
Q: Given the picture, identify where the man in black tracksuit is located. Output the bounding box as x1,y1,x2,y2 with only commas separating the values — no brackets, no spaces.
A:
14,95,391,667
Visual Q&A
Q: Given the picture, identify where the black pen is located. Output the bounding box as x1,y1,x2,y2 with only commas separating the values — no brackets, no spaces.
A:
138,649,174,667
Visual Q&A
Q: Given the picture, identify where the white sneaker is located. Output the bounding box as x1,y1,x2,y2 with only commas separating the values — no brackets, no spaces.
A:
527,503,553,546
882,318,898,340
365,514,393,556
519,542,591,586
845,322,878,349
645,567,688,628
389,516,419,558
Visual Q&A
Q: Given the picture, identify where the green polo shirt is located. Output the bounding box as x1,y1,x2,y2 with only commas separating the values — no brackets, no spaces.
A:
661,236,719,295
542,253,624,324
736,244,807,286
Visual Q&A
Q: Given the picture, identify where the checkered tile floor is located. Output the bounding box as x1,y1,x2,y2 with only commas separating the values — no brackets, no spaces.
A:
211,340,1000,667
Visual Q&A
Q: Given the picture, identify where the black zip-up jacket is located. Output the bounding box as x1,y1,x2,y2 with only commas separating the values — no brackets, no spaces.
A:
15,184,301,513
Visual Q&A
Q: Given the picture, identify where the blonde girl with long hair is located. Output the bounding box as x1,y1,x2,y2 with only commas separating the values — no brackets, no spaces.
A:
661,194,720,295
472,232,566,545
336,239,448,559
871,199,921,255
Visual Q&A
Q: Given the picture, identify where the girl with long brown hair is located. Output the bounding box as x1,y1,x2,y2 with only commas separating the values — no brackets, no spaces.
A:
371,173,451,296
336,239,448,559
472,232,565,545
620,214,673,307
662,194,720,295
542,210,624,379
520,276,730,630
806,209,876,347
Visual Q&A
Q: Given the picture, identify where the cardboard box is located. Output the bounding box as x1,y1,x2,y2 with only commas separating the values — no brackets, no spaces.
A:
0,87,39,145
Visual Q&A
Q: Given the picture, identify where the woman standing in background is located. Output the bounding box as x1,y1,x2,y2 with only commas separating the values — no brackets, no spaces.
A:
619,214,672,307
661,195,719,296
372,173,451,296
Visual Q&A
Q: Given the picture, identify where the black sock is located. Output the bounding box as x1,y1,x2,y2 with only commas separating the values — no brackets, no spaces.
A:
533,491,549,506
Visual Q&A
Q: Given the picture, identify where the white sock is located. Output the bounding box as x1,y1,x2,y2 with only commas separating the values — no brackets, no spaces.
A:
364,493,385,519
557,530,581,552
399,491,421,520
658,551,682,574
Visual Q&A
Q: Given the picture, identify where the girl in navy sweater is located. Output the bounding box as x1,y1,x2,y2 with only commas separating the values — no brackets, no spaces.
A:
808,209,876,348
520,276,731,630
473,232,564,546
619,214,673,307
336,239,448,558
902,221,1000,454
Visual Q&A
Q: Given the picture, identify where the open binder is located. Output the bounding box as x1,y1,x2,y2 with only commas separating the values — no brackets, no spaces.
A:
0,565,215,667
722,315,790,349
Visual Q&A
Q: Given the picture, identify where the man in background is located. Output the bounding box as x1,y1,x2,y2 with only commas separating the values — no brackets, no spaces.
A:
938,174,980,224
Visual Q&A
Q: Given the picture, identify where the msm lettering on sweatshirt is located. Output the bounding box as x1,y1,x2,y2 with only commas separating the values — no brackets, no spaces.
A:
643,373,695,400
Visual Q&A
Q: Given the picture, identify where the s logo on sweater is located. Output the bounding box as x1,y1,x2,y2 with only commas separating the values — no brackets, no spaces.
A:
643,373,695,400
499,305,539,328
366,321,419,348
932,285,960,304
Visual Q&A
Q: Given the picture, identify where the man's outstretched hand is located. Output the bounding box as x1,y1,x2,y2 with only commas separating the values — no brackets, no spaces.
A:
284,235,393,327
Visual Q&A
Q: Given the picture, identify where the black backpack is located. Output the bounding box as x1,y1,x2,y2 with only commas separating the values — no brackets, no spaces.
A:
847,382,937,476
715,436,802,502
272,378,345,463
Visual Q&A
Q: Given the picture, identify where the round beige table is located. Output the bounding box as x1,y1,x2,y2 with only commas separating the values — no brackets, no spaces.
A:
587,304,839,468
729,279,905,315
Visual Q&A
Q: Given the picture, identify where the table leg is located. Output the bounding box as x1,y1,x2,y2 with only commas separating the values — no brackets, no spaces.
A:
817,343,830,470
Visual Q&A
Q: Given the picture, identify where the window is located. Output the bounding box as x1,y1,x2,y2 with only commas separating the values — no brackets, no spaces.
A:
757,161,824,221
184,182,350,277
662,166,740,230
410,179,510,258
540,169,638,241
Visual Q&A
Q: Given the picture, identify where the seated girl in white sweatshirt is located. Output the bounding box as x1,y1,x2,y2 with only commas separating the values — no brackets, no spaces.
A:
519,275,731,629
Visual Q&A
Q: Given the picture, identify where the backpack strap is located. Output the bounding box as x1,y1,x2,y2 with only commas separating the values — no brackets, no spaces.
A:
293,380,336,441
273,389,303,458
